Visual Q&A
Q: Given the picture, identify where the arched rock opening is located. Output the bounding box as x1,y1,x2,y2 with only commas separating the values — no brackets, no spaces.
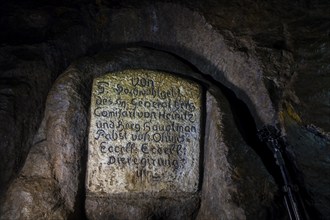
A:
0,47,287,220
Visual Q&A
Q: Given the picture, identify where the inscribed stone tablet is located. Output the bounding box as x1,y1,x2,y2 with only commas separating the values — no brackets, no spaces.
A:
86,69,202,194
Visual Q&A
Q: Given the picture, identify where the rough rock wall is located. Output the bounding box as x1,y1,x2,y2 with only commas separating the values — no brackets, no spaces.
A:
1,48,285,219
0,0,329,219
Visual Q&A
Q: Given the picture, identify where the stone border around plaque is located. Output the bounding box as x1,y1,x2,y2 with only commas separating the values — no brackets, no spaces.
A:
86,69,203,195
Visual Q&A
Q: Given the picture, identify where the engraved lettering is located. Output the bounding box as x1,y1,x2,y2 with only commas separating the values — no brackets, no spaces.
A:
87,70,201,193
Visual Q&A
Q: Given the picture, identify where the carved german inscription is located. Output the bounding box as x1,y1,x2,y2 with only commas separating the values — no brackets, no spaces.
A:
86,69,202,194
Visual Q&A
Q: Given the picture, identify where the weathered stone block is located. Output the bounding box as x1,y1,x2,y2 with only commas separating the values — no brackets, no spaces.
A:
86,69,202,194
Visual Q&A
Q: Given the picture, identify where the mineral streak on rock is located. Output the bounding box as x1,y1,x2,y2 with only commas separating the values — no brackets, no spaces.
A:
86,69,202,194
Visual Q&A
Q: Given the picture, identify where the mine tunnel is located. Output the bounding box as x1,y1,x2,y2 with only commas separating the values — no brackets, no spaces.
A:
0,0,330,219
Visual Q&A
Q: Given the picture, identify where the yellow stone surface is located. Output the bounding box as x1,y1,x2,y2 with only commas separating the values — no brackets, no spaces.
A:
86,69,202,194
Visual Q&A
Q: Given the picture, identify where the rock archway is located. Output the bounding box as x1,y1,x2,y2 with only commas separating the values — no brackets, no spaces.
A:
0,47,286,219
0,3,278,198
45,2,276,127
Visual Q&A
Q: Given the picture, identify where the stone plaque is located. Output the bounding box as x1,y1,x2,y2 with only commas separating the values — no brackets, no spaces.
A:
86,69,202,194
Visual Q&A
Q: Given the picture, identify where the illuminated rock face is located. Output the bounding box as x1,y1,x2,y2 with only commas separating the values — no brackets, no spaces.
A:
86,69,202,194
